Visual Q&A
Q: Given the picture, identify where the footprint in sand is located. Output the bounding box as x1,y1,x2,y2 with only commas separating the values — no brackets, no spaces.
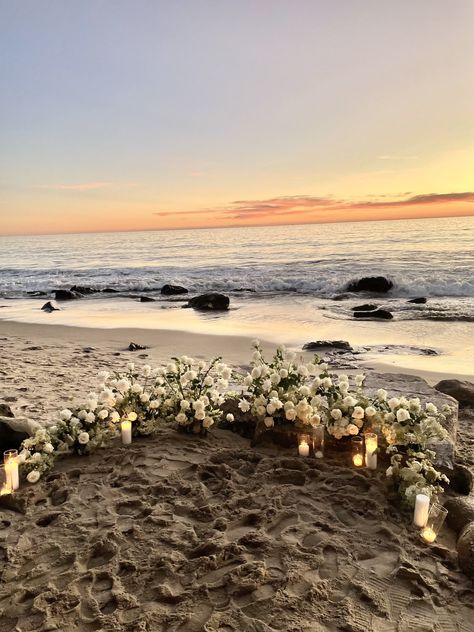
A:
86,540,117,569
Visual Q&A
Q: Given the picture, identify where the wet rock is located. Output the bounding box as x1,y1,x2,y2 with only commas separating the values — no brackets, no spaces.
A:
233,288,255,292
70,285,96,295
0,404,14,418
353,304,378,312
161,284,188,295
353,309,393,320
139,296,156,302
185,293,230,311
445,497,474,534
434,380,474,408
331,293,352,301
54,289,82,301
41,301,59,313
128,342,148,351
346,276,393,293
0,415,39,453
408,297,427,304
27,291,47,297
457,522,474,579
447,464,473,495
101,288,118,293
303,340,353,351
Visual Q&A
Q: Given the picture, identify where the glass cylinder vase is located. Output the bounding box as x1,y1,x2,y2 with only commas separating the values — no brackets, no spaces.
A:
351,436,364,467
420,503,448,544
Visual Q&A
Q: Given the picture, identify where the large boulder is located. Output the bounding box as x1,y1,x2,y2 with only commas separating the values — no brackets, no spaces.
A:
346,276,393,293
457,522,474,579
445,497,474,534
161,284,188,295
353,304,378,312
434,380,474,408
0,415,40,453
54,289,82,301
185,293,229,311
353,309,393,320
363,373,458,469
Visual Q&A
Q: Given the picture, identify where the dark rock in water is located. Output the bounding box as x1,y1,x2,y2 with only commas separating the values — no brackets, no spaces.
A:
434,380,474,408
233,288,255,292
161,284,188,295
102,288,118,293
353,304,378,312
128,342,148,351
139,296,156,302
331,293,352,301
27,291,47,297
41,301,59,313
54,289,82,301
303,340,353,352
70,285,95,295
185,293,230,311
457,522,474,579
353,309,393,320
445,497,474,534
0,404,14,418
408,297,427,304
82,347,96,353
346,276,393,293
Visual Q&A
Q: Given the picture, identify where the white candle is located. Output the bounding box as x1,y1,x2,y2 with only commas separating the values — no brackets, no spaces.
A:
5,461,19,490
413,494,430,527
365,452,377,470
298,441,310,457
365,433,378,470
121,420,132,445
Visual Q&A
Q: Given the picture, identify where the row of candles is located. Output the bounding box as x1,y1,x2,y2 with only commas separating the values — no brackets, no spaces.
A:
297,429,448,544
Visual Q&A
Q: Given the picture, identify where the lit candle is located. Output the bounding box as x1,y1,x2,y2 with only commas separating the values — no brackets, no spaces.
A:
121,420,132,445
298,440,310,457
413,494,430,527
420,527,437,543
364,433,377,470
353,453,364,467
0,465,12,496
3,450,19,490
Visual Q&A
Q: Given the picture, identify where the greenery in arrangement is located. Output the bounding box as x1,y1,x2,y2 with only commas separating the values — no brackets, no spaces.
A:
17,344,452,506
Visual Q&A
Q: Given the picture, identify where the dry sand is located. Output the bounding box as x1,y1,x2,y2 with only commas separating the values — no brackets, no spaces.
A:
0,321,473,632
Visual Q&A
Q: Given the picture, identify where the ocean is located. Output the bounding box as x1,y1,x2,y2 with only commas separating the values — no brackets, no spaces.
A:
1,216,473,377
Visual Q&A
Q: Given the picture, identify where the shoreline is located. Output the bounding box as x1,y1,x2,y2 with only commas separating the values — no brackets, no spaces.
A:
1,319,472,386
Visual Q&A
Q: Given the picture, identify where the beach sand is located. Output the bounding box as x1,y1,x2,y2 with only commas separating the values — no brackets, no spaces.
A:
0,321,473,631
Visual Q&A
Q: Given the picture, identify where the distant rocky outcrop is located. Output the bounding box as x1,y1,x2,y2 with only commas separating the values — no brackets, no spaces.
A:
70,285,96,295
434,380,474,408
185,293,230,311
353,309,393,320
408,297,427,304
303,340,353,352
41,301,60,313
161,284,188,295
54,290,82,301
347,276,393,293
101,288,118,293
353,304,378,312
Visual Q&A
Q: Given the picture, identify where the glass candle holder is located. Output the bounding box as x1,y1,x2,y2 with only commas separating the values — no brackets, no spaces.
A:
297,434,312,457
4,449,20,490
364,432,377,470
0,465,13,496
313,425,324,459
420,503,448,544
351,436,364,467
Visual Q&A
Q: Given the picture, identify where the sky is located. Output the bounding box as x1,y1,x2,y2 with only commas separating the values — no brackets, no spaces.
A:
0,0,473,235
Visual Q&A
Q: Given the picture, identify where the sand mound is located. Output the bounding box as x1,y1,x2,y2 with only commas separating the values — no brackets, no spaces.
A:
1,427,473,632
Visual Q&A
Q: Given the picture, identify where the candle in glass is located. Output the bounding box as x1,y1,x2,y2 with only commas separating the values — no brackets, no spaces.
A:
313,425,324,459
364,432,377,470
121,420,132,445
413,493,430,527
420,503,448,544
0,465,12,496
352,436,364,467
298,440,310,457
3,449,19,490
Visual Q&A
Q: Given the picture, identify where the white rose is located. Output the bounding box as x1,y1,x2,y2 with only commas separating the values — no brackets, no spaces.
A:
140,393,150,403
27,470,41,484
396,409,411,422
310,415,321,427
299,386,310,397
264,416,274,428
386,466,393,477
352,406,365,419
347,424,359,435
221,368,232,380
251,339,260,347
98,370,109,381
355,374,366,386
226,413,234,422
256,405,266,417
131,383,143,394
195,410,205,421
330,409,342,420
426,402,438,414
285,409,297,421
149,399,160,409
142,365,152,377
322,377,332,388
343,396,357,408
377,389,387,401
251,367,261,380
279,369,288,378
176,413,187,424
319,363,328,371
60,409,73,421
43,443,54,454
365,406,376,417
388,397,400,410
85,412,95,424
127,412,138,421
110,411,120,423
298,365,309,377
78,432,90,445
127,362,135,371
243,375,253,387
32,452,43,463
117,378,131,392
238,399,251,413
180,400,190,410
98,409,109,420
202,417,214,429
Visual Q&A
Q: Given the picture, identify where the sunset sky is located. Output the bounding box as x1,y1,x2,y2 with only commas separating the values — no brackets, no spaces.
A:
1,0,473,235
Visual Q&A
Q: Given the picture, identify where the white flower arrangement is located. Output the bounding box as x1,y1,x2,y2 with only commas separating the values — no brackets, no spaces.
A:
386,447,449,505
233,343,323,430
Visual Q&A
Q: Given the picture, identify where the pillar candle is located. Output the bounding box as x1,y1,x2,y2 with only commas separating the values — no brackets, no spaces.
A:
298,441,310,457
121,420,132,445
413,494,430,527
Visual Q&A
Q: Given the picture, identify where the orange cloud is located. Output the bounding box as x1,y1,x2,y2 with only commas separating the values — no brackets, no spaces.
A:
40,181,115,191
